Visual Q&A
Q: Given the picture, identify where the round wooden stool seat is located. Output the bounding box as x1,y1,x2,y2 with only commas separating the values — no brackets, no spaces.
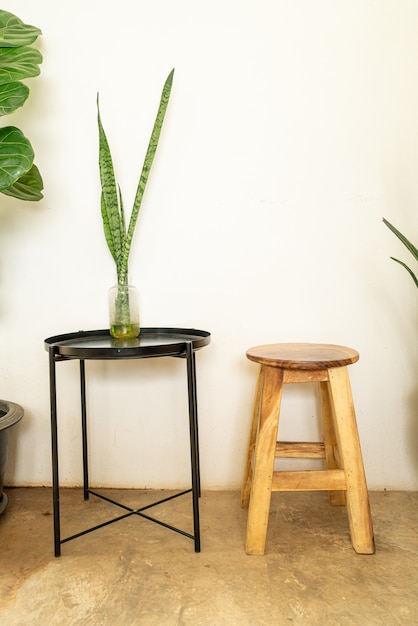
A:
246,343,359,370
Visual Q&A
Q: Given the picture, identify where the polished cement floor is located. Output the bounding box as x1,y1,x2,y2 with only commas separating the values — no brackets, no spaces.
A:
0,488,417,625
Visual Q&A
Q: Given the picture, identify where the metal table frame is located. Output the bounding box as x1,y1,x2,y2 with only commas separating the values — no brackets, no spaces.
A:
45,327,210,556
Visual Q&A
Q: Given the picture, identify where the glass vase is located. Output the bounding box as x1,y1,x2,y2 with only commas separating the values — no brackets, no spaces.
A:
108,280,140,339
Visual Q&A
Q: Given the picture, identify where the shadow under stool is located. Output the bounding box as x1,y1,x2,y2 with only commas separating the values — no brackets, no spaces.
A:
241,343,375,556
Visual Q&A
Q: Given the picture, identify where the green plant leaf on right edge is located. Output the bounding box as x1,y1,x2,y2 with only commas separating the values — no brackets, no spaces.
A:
389,256,418,288
383,217,418,288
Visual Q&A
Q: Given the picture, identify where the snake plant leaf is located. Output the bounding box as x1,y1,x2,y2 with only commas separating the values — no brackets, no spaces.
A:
0,125,34,191
98,97,123,268
0,45,42,85
100,193,118,264
97,70,174,284
100,187,125,267
0,81,29,116
0,11,42,47
119,68,174,281
118,185,126,248
0,162,43,200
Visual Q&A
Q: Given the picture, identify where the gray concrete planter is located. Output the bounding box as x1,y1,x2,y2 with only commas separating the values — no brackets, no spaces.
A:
0,400,24,514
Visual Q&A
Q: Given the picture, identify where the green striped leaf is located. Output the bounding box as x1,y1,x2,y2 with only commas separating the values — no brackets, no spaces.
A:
97,70,174,283
100,192,117,263
97,97,124,269
119,69,174,279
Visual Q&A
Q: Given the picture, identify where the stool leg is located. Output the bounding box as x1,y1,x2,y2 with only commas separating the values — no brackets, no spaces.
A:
319,381,346,506
245,366,284,555
328,367,375,554
241,365,265,509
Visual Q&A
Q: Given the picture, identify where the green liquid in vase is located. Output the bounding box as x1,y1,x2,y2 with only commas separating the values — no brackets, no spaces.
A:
110,323,140,339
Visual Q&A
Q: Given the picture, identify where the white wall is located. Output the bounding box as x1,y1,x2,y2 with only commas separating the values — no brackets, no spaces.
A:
2,0,417,490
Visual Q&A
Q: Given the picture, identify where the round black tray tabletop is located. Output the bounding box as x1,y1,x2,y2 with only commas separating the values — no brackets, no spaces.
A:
45,327,211,360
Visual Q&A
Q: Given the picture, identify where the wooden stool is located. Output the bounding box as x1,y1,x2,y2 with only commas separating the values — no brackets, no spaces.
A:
241,343,375,555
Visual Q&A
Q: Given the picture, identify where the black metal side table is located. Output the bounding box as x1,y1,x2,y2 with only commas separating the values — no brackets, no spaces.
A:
45,327,211,556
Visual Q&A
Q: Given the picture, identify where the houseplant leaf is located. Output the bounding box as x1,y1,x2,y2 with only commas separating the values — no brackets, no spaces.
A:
0,125,34,191
383,217,418,288
0,163,43,200
119,68,174,281
98,68,174,284
0,11,41,47
383,218,418,262
0,81,29,116
388,256,418,288
97,98,124,268
0,45,42,84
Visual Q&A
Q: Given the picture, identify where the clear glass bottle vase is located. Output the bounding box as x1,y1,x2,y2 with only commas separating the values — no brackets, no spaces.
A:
108,279,140,339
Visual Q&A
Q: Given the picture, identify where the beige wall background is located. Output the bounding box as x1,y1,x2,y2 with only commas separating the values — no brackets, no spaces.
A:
2,0,418,490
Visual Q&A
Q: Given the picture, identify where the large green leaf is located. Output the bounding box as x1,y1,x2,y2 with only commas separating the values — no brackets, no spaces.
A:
0,11,43,202
0,81,29,116
0,126,34,191
0,163,43,200
0,11,41,47
0,46,42,85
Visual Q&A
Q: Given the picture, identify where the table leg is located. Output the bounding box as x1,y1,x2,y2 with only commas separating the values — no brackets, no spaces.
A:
80,360,89,500
186,342,201,552
190,350,200,496
48,347,61,557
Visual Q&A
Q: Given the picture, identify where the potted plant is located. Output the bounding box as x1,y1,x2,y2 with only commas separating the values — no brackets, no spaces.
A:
383,218,418,288
0,9,43,513
98,68,174,338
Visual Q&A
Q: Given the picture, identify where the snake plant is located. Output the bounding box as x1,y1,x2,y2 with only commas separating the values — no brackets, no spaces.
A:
98,69,174,286
0,10,43,201
383,217,418,288
98,69,174,337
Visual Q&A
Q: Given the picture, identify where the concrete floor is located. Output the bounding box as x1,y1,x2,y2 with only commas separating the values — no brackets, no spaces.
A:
0,488,417,625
